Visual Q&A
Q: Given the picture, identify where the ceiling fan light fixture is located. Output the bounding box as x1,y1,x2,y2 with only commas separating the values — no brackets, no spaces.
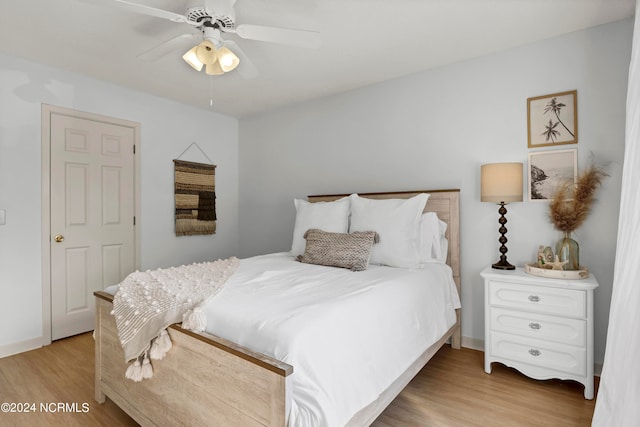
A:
196,40,217,65
205,61,224,76
182,46,203,71
217,47,240,72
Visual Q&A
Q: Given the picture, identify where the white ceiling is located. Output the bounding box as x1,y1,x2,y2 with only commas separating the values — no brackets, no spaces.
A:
0,0,635,118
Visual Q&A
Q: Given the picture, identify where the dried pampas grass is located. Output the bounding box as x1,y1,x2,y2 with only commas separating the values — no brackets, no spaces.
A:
549,164,608,233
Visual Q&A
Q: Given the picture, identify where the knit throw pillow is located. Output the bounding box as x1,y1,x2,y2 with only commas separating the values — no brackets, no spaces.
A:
297,229,379,271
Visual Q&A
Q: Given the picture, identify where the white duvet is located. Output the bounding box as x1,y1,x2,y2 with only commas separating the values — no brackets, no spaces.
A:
202,252,461,427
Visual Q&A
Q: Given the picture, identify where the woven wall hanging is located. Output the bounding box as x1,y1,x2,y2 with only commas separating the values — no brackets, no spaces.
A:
173,145,216,236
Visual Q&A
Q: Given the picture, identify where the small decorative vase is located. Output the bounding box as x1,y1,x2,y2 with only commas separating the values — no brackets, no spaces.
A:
556,232,580,271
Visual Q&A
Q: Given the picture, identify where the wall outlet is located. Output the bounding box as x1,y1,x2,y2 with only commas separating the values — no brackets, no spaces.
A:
0,209,5,225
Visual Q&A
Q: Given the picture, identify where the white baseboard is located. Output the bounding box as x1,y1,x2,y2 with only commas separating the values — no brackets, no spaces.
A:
0,337,43,359
594,363,602,377
459,336,602,377
461,336,484,352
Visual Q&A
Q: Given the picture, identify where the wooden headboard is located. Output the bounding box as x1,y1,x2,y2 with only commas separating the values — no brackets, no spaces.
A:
308,189,461,348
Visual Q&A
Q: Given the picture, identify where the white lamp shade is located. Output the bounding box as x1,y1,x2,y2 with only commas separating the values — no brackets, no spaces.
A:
196,40,217,65
205,61,224,75
217,47,240,72
182,46,203,71
481,162,523,203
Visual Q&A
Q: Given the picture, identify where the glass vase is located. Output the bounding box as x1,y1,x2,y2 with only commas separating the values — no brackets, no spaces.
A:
556,232,580,271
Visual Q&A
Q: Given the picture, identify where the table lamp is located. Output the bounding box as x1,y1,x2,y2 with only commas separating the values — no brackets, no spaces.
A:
481,162,523,270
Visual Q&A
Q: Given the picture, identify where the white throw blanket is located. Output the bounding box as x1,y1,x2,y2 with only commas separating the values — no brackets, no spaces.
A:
112,256,239,381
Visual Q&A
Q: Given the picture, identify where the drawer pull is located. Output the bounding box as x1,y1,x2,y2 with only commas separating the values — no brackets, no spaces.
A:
529,322,541,330
528,295,540,303
528,349,541,357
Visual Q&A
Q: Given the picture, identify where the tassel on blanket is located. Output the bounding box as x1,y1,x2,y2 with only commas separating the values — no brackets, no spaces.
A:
149,329,172,360
126,351,154,382
141,354,153,380
182,305,207,332
125,357,144,382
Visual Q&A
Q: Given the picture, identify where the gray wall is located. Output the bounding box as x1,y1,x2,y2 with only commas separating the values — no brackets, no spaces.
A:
238,18,633,363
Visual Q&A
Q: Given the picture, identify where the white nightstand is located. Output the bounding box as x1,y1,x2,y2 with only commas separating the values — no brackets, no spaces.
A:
481,266,599,399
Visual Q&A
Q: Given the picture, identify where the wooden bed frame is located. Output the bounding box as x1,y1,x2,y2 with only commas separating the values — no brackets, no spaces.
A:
94,189,461,426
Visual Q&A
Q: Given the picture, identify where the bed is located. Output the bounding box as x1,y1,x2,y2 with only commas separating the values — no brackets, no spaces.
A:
93,189,461,426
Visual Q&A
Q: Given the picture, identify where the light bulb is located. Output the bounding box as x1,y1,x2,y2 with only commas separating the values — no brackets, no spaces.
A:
217,47,240,72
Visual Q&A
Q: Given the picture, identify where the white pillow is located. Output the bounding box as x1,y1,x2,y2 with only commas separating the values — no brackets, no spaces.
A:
419,212,448,264
349,193,429,268
290,197,350,256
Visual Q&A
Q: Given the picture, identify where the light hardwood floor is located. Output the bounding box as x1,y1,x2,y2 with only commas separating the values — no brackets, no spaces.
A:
0,333,596,426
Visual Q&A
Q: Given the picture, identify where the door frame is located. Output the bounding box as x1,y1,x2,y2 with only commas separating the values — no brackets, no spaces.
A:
41,104,141,345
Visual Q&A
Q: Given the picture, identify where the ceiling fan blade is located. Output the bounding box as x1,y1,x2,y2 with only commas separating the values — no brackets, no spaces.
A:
137,33,199,61
111,0,189,24
234,24,320,49
223,40,259,79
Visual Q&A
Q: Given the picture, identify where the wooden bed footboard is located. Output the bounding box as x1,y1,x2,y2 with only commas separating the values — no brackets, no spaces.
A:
94,291,293,427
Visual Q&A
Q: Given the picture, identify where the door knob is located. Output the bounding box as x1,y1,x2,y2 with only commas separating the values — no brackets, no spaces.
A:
54,234,64,243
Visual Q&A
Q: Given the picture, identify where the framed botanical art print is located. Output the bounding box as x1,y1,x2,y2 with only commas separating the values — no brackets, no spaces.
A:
528,149,577,201
527,90,578,148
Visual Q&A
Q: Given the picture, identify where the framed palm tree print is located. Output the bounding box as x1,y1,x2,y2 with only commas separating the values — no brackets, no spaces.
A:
527,90,578,148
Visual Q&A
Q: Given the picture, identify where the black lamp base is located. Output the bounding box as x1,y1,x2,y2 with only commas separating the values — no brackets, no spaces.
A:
492,259,516,270
492,202,516,271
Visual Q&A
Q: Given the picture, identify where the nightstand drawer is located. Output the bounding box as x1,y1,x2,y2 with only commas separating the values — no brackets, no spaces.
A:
490,332,586,376
490,307,586,346
489,281,586,318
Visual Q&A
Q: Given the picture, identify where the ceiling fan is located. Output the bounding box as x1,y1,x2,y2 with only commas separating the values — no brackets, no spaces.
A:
110,0,321,78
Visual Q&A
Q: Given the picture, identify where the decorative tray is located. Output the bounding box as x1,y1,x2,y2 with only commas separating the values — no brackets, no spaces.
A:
524,263,589,280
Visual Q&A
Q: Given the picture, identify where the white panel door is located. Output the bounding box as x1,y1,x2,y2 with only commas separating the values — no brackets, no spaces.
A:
50,113,135,340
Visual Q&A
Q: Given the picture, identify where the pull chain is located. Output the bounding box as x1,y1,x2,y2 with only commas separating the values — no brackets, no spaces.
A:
209,75,214,107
